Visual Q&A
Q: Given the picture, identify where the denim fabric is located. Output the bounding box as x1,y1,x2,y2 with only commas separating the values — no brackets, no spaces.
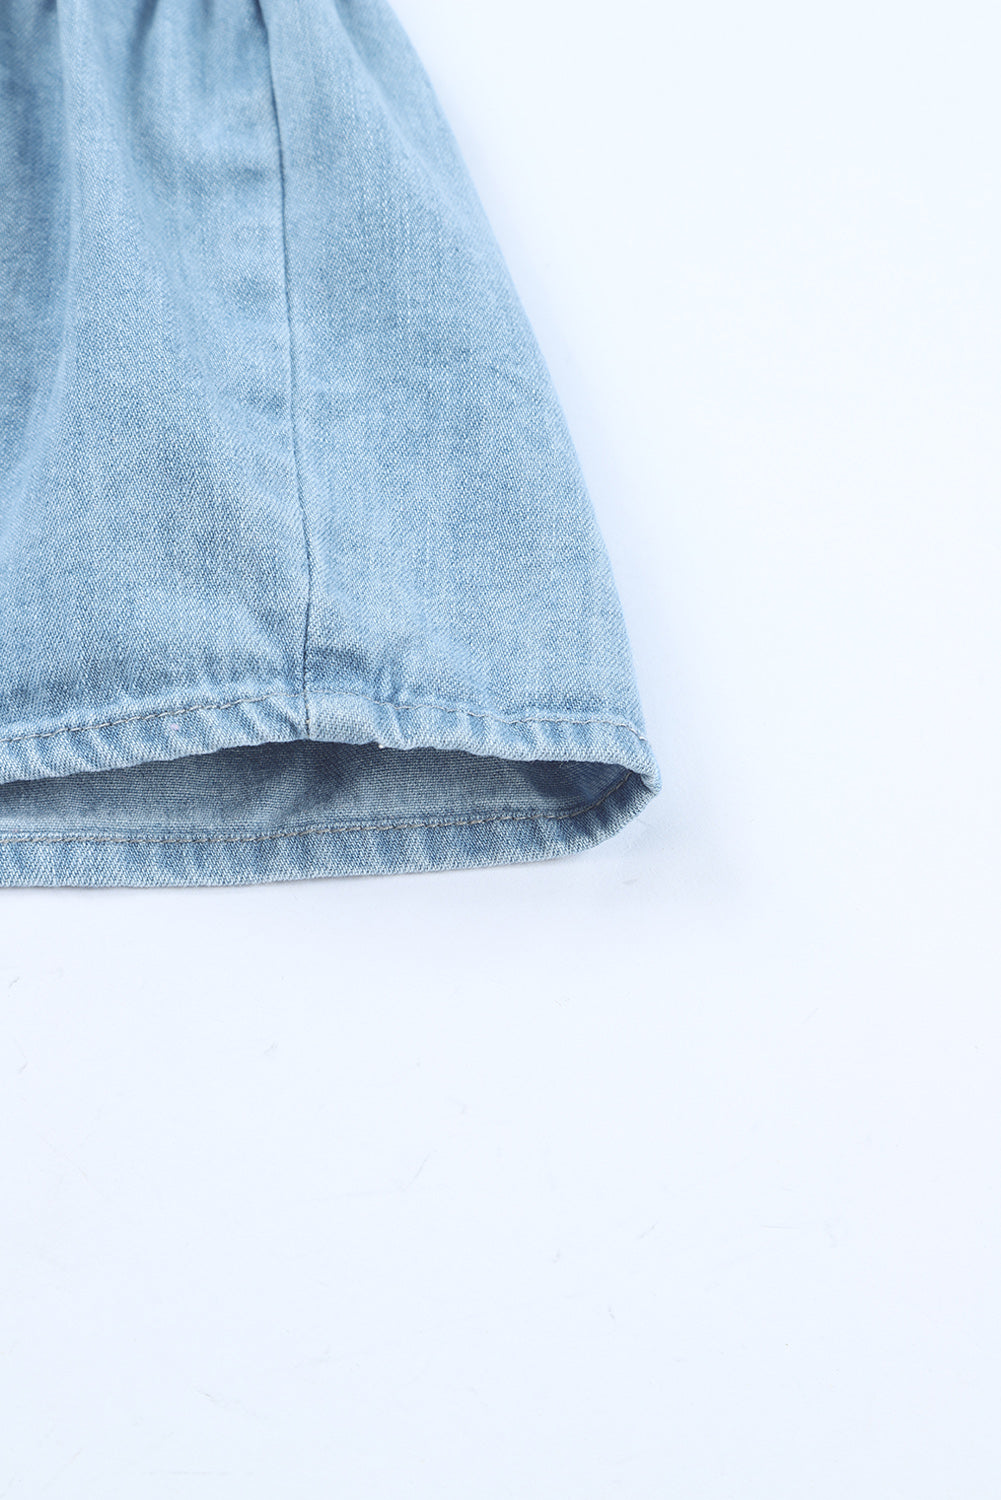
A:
0,0,659,886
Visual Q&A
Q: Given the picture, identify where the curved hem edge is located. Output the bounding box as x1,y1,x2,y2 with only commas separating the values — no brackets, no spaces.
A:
0,765,656,886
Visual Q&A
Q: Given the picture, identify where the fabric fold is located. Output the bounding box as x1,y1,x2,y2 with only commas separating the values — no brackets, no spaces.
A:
0,0,658,886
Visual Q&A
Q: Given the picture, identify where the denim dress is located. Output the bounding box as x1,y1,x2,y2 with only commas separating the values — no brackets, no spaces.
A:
0,0,659,885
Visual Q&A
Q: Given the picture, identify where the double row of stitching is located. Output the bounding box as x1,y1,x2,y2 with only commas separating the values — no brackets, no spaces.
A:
322,693,651,743
0,691,649,751
0,693,300,748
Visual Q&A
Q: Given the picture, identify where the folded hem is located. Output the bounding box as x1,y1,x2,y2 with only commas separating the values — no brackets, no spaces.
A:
0,682,658,886
0,766,654,887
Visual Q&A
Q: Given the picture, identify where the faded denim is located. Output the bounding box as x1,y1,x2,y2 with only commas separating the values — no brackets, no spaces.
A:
0,0,659,886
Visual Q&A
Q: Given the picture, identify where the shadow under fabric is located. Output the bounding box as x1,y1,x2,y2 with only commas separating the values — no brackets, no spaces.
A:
0,0,659,886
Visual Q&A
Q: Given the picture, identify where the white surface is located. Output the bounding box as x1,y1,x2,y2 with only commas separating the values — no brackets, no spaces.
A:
2,1,999,1494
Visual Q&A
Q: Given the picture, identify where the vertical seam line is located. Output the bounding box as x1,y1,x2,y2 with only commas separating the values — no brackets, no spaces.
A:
259,2,313,738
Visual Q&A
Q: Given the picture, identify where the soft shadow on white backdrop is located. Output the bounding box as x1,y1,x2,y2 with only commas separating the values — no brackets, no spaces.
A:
1,2,998,1495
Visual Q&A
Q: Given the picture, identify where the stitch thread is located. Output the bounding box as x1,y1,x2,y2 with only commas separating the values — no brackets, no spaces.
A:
0,694,299,748
0,689,649,751
259,2,314,739
0,771,634,847
320,693,650,742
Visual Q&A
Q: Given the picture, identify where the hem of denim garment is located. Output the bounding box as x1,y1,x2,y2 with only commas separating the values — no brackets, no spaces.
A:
0,683,659,886
0,766,654,887
0,688,305,787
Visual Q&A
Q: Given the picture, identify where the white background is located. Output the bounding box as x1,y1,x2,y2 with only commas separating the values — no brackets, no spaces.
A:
2,1,999,1493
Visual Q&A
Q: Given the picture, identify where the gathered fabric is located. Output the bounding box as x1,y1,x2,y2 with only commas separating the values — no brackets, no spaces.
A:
0,0,658,886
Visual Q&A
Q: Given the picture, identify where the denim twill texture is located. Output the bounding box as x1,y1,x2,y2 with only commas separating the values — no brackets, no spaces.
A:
0,0,659,886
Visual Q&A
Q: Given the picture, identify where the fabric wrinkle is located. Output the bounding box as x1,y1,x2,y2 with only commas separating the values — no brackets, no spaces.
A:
0,0,659,886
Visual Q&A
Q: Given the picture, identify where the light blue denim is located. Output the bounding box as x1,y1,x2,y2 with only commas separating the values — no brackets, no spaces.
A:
0,0,659,886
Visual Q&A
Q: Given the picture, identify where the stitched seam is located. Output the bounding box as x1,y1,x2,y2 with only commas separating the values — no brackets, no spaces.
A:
0,692,649,751
0,771,635,847
260,1,313,738
326,693,651,742
0,694,298,748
